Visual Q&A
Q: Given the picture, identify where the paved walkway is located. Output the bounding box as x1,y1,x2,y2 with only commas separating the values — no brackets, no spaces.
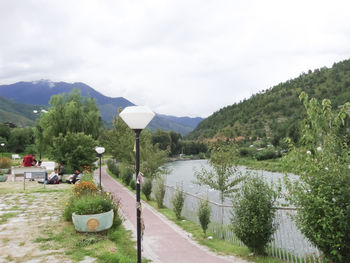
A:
95,167,249,263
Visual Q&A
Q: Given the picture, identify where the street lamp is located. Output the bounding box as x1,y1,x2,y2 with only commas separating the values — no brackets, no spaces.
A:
95,146,105,189
119,106,155,263
1,143,4,158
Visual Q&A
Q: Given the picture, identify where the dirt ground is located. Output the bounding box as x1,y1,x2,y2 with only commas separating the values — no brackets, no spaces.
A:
0,181,96,263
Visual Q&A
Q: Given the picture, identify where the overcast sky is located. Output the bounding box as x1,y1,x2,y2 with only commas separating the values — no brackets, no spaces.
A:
0,0,350,117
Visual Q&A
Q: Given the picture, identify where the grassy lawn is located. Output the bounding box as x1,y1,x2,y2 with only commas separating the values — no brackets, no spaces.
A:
0,181,145,263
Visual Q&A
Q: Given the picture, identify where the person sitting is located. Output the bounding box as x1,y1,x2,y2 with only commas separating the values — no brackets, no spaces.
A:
67,169,82,184
47,168,59,184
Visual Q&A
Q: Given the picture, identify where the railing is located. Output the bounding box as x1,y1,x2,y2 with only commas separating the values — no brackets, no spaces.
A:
162,184,322,263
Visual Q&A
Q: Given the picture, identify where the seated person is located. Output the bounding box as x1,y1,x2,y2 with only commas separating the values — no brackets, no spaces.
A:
47,168,59,184
67,169,82,184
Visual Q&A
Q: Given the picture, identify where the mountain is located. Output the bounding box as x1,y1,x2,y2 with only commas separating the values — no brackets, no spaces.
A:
187,58,350,144
0,96,41,127
0,80,202,135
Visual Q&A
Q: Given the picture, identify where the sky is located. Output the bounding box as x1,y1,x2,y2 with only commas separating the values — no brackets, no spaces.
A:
0,0,350,118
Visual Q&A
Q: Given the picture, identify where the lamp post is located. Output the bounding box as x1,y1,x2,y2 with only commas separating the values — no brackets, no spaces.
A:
95,147,105,189
119,106,155,263
0,143,4,158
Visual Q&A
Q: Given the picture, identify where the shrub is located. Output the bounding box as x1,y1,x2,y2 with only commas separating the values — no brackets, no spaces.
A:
197,199,211,236
255,148,277,160
0,157,11,169
154,176,166,208
172,187,185,220
141,177,153,200
231,176,277,255
120,163,133,185
107,159,120,178
129,179,136,190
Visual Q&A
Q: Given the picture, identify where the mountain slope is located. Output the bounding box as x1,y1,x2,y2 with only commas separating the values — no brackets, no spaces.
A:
187,58,350,143
0,80,202,135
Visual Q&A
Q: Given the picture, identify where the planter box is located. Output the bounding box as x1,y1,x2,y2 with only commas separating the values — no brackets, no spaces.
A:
72,209,114,232
0,175,7,182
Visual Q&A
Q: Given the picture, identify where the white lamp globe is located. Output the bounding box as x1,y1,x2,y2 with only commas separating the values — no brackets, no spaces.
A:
95,147,105,154
119,106,155,130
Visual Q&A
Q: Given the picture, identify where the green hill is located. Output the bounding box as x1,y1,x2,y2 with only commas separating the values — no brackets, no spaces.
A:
0,96,44,127
187,58,350,145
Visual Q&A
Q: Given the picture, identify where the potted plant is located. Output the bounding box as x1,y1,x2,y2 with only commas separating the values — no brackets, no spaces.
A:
64,180,121,232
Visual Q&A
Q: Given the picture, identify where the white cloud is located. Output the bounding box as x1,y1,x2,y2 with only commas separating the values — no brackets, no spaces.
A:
0,0,350,117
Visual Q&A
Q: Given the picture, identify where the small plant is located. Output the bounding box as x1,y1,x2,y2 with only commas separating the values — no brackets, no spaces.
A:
129,179,136,190
107,159,120,178
73,181,98,196
154,176,166,208
142,177,153,200
231,175,277,255
120,163,133,185
0,157,11,169
197,198,211,236
172,187,185,220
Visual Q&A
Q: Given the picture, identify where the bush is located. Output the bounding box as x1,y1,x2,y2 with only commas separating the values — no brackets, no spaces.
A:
231,176,277,255
197,199,211,236
107,159,120,178
172,188,185,220
129,179,136,190
154,176,166,208
120,163,133,185
255,148,277,160
141,177,153,201
0,157,11,169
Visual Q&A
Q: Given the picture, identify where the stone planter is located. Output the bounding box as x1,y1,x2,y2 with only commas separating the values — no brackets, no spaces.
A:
0,175,7,182
72,209,114,232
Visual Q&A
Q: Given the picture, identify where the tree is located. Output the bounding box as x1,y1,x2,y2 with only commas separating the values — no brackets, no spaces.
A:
195,144,244,204
38,89,102,148
49,132,97,172
284,92,350,263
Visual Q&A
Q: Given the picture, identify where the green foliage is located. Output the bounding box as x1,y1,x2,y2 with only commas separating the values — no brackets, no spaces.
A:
39,89,102,143
255,148,279,161
153,176,166,208
7,127,35,153
187,59,350,146
120,163,133,185
197,199,211,235
50,132,97,171
0,157,11,169
141,177,153,201
129,179,136,190
231,176,277,255
284,93,350,263
172,187,185,220
195,144,245,204
107,159,120,178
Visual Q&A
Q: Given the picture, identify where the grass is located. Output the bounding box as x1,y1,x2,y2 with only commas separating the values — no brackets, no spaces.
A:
0,212,19,224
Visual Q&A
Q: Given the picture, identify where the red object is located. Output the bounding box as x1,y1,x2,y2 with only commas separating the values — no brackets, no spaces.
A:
23,155,34,167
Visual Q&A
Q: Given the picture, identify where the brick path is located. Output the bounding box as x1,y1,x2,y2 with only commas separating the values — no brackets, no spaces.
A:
95,166,249,263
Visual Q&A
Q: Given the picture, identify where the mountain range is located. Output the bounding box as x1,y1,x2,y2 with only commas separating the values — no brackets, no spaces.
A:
0,80,203,135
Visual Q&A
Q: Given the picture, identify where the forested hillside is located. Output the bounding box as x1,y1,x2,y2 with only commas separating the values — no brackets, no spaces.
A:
187,59,350,145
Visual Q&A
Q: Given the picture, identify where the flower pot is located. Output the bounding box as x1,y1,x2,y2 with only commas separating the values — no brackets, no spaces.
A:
72,209,114,232
0,175,7,182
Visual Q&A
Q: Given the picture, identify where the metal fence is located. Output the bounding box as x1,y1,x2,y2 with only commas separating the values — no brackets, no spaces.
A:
162,184,322,263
